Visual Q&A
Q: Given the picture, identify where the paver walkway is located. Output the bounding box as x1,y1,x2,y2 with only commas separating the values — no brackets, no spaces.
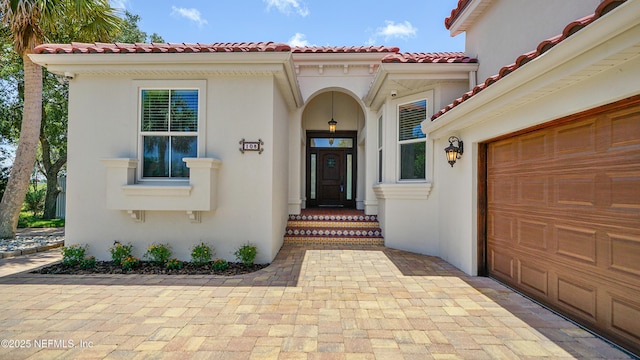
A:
0,245,634,359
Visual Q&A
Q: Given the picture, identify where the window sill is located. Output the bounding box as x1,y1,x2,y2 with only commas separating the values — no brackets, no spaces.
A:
121,184,192,197
373,182,432,200
102,158,222,219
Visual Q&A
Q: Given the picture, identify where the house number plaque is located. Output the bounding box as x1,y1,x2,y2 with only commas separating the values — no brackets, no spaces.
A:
239,138,264,154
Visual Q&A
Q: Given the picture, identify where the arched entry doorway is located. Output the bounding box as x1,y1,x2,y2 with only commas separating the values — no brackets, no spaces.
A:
301,90,364,209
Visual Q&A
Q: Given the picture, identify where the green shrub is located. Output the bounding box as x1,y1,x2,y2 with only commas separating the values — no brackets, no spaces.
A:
23,185,45,217
110,242,133,266
61,244,86,266
212,258,228,271
234,243,257,266
80,256,97,269
191,242,213,266
166,258,183,270
121,255,139,271
144,243,172,265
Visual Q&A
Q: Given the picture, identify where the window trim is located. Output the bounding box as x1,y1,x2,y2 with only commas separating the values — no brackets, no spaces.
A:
134,80,207,182
396,97,429,182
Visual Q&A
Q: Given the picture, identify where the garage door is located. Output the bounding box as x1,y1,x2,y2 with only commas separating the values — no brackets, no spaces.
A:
486,97,640,355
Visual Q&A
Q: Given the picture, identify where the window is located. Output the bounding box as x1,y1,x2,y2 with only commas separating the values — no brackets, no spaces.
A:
140,89,198,178
398,99,427,180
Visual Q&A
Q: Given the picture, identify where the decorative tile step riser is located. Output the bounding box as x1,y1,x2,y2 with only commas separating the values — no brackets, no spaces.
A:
287,221,381,229
284,237,384,246
289,214,378,222
285,228,382,237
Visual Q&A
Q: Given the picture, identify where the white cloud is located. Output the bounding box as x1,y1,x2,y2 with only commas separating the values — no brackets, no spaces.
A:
263,0,309,17
171,6,208,27
109,0,129,10
288,33,314,47
368,20,418,44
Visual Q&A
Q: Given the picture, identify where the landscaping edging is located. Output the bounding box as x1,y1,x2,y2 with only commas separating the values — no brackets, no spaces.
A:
0,227,64,259
0,241,64,259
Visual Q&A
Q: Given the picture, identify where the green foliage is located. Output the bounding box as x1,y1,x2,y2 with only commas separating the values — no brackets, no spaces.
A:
121,255,139,271
113,11,147,43
80,256,97,269
109,242,133,266
113,11,165,44
234,243,257,266
61,244,86,266
23,183,45,217
212,258,229,271
0,147,12,199
144,243,172,265
17,212,64,228
190,242,213,266
166,258,182,270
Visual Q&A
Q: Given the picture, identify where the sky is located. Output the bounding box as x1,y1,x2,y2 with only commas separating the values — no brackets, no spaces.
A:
109,0,465,53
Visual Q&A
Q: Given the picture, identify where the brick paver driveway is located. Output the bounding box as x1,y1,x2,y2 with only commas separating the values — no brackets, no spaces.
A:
0,245,634,359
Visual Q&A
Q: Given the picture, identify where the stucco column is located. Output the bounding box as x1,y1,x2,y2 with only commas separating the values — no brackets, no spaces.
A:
288,108,303,214
363,109,379,215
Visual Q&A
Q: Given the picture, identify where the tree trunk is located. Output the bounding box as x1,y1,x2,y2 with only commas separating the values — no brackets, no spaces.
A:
0,55,43,239
40,126,67,220
42,174,61,219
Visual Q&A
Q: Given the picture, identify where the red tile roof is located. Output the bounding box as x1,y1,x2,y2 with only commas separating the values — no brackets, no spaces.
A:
32,42,475,64
432,0,627,121
33,42,293,54
445,0,473,30
292,46,399,53
382,52,477,64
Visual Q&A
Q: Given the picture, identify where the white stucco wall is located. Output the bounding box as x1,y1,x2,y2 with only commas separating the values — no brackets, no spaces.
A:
65,74,288,264
465,0,601,81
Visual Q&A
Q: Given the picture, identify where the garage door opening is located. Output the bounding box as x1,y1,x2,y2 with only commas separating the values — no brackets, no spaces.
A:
479,95,640,356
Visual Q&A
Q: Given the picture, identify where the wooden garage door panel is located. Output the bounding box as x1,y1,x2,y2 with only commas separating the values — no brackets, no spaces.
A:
555,175,596,207
555,225,597,264
609,234,640,277
557,276,597,320
518,260,549,296
554,119,597,156
486,98,640,355
611,297,640,342
610,173,640,210
609,107,640,148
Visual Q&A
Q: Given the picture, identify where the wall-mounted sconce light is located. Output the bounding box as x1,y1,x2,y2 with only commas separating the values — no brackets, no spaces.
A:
328,91,337,133
444,136,463,167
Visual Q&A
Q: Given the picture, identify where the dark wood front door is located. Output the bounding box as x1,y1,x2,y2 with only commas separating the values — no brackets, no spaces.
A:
306,131,356,208
317,149,346,206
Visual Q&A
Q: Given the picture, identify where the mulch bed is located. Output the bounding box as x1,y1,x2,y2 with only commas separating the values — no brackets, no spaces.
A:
32,261,269,276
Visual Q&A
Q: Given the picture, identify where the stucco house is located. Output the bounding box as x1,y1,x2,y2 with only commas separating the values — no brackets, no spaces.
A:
30,0,639,354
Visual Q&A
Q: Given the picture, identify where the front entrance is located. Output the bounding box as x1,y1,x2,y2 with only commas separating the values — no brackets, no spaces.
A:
306,131,356,208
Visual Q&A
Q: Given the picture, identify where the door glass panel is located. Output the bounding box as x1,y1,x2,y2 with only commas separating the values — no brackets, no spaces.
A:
310,154,317,200
346,154,353,200
310,138,353,148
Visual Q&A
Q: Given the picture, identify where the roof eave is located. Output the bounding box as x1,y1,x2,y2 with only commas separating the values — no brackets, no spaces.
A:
448,0,494,36
423,0,640,138
364,62,479,109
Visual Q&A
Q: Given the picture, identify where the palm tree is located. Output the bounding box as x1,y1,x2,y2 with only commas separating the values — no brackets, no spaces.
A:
0,0,121,238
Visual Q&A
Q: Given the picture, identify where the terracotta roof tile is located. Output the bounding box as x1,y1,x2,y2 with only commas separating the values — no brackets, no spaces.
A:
431,0,627,121
381,52,477,63
445,0,473,29
33,42,292,54
292,46,399,53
